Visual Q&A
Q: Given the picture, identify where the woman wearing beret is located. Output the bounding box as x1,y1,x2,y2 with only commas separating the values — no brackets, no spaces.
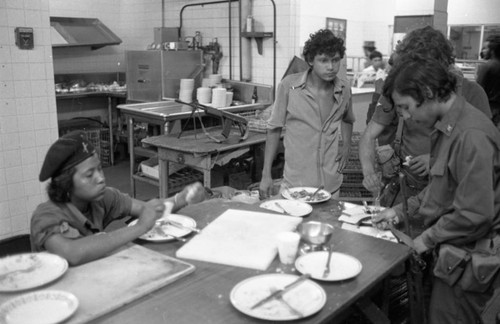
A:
31,131,205,266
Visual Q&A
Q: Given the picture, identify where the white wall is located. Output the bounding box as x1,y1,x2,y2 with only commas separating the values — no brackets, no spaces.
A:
0,0,57,240
448,0,500,25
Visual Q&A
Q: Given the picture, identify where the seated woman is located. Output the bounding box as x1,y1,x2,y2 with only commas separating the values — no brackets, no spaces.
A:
31,131,205,266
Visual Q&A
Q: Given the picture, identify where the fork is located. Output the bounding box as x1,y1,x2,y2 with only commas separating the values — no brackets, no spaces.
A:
270,287,304,318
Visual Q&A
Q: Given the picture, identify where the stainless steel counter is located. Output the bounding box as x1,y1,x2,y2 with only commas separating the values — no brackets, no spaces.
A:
116,100,269,123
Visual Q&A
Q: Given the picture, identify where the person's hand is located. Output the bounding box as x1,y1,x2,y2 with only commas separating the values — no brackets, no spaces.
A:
362,172,383,193
408,154,430,176
259,175,274,199
413,236,429,254
372,208,398,230
135,202,164,233
336,146,350,173
184,182,205,204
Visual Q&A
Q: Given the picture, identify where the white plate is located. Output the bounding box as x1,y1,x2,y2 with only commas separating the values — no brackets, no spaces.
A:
295,251,362,282
259,199,313,217
282,187,331,204
230,273,326,321
0,290,78,324
0,253,68,292
128,214,196,242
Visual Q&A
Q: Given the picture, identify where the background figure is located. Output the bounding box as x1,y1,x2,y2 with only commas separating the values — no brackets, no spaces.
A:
362,41,376,68
357,50,387,89
259,29,354,199
476,34,500,128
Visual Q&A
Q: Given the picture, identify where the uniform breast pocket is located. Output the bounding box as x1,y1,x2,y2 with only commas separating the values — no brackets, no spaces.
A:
428,159,454,206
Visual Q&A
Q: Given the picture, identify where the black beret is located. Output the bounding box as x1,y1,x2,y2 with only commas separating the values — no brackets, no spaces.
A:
39,131,96,182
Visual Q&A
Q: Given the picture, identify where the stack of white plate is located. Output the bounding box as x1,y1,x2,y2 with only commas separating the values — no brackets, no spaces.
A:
201,78,211,88
197,87,212,104
212,88,227,108
179,78,195,103
209,74,222,87
226,91,234,106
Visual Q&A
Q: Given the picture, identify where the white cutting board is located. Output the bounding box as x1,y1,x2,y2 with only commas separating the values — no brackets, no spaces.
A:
176,209,303,270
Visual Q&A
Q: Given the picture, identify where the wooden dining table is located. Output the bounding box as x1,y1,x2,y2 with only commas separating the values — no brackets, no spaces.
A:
88,197,411,324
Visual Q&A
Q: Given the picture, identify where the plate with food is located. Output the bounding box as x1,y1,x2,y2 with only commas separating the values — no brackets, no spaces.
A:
0,290,78,324
295,251,362,282
128,214,197,242
0,253,68,292
282,187,331,204
259,199,313,217
230,273,326,321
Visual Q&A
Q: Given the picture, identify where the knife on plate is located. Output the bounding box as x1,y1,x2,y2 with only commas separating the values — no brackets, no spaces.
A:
157,219,201,233
250,273,311,310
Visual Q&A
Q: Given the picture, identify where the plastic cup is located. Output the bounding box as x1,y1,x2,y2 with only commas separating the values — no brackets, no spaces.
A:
276,232,301,265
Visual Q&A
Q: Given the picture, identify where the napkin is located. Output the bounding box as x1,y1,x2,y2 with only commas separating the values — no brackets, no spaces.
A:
338,205,378,225
341,223,397,242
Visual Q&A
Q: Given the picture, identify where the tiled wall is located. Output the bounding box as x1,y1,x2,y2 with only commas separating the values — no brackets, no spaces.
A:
0,0,58,240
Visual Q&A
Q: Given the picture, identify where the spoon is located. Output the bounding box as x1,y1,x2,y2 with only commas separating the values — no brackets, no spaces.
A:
308,185,324,201
322,243,334,278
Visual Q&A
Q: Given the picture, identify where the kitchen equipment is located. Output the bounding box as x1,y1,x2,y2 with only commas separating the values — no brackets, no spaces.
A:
0,290,78,324
295,251,363,282
176,209,302,270
127,214,196,243
282,187,331,204
310,185,325,201
250,273,311,309
322,244,334,278
259,199,313,217
297,221,334,245
230,273,326,321
126,50,203,102
0,253,68,292
0,244,195,324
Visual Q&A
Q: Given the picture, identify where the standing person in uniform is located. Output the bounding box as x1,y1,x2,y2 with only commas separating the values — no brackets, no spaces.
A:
372,54,500,324
477,34,500,128
259,29,354,199
359,26,491,230
31,131,205,266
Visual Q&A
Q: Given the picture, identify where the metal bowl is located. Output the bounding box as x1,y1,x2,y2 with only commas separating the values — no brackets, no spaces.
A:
297,221,334,246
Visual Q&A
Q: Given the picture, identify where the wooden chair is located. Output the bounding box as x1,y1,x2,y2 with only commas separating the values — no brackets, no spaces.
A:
0,234,31,257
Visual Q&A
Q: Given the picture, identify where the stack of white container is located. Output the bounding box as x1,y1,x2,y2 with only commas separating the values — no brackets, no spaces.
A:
179,78,195,103
196,87,212,104
194,74,233,108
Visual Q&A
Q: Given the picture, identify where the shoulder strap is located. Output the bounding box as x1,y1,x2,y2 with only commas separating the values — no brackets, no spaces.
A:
393,116,404,156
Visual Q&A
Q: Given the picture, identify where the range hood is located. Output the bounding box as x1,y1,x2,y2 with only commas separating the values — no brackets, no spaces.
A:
50,17,122,50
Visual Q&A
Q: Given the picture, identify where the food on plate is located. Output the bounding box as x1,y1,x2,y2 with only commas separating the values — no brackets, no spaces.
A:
290,190,328,202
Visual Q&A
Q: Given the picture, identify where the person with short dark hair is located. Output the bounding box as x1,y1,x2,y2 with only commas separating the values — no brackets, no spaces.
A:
359,26,491,227
373,53,500,324
259,29,354,198
357,50,387,88
31,131,205,266
477,34,500,127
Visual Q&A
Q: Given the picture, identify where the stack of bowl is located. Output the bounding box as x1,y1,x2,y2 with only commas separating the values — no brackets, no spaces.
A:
179,78,195,103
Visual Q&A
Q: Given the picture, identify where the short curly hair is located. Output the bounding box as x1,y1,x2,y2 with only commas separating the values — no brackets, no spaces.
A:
46,167,76,203
395,26,455,67
302,29,346,63
383,53,457,107
486,34,500,58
